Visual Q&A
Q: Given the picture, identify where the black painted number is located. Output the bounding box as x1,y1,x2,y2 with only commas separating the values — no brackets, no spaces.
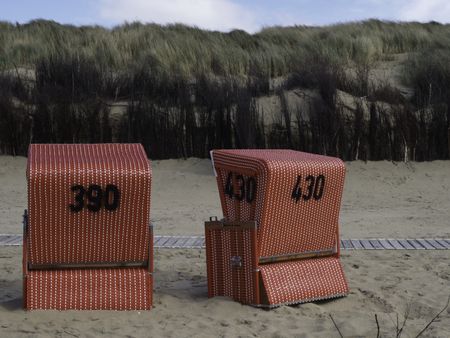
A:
303,175,315,200
292,175,326,202
87,184,102,212
313,175,325,200
70,185,85,212
69,184,120,212
104,184,120,211
245,177,257,203
225,172,256,204
235,175,245,201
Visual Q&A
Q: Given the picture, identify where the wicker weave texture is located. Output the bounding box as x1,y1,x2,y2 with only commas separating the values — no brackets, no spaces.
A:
25,268,152,310
207,149,348,306
25,144,153,310
205,226,257,304
212,149,345,258
27,144,152,265
259,257,348,305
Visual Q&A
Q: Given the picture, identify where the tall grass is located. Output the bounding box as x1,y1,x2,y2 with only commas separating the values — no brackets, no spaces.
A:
2,19,449,79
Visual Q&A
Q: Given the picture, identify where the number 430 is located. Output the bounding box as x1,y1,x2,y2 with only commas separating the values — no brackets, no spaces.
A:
291,175,325,202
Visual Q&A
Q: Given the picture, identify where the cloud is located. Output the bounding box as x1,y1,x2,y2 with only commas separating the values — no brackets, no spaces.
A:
400,0,450,22
98,0,259,32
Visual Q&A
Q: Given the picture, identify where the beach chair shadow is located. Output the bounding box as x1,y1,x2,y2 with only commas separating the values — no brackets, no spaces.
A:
0,297,23,311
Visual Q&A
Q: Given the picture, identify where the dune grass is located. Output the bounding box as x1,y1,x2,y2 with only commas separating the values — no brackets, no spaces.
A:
1,19,449,79
0,19,449,160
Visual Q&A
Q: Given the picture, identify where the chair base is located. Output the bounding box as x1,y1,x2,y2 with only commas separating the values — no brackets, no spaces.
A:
24,267,152,310
205,219,349,307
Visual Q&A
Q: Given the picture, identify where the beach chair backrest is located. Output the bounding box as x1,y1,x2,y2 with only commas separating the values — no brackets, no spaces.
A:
212,149,345,259
27,143,152,266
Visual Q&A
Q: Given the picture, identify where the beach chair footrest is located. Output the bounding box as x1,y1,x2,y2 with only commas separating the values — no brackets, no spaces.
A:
258,256,349,307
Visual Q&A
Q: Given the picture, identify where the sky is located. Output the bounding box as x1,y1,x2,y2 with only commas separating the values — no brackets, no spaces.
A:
1,0,449,32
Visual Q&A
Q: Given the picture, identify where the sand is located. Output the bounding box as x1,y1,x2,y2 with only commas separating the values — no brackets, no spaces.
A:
0,156,449,337
2,156,449,238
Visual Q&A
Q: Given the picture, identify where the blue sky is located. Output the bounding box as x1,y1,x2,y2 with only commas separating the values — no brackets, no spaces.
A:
1,0,449,32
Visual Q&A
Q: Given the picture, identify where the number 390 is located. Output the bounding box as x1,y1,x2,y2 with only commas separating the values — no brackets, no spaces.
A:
69,184,120,212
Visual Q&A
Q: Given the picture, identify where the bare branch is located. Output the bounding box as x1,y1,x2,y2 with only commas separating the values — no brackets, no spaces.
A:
415,295,450,338
397,303,411,338
396,313,399,337
375,314,380,338
329,314,344,338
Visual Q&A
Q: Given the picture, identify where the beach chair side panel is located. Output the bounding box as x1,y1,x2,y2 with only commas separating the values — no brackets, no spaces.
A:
205,221,258,305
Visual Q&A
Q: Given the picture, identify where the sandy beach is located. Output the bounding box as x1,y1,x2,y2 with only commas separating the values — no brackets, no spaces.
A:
0,156,449,337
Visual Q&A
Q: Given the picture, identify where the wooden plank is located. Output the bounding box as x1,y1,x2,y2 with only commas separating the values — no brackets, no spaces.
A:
167,237,184,247
0,235,12,243
425,239,446,249
360,240,374,250
397,239,415,249
173,237,190,247
192,237,205,248
156,236,172,247
416,239,435,250
163,237,180,247
435,239,450,249
369,239,384,250
387,239,404,249
378,239,395,249
184,237,199,247
153,236,166,246
341,239,353,250
9,238,22,245
350,239,364,249
0,235,21,245
1,234,450,249
407,239,426,250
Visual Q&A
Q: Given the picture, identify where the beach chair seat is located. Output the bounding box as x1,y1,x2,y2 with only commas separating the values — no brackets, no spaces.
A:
206,149,348,307
24,144,152,310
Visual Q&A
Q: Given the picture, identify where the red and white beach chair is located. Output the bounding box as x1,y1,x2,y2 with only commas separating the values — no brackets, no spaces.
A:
205,149,349,307
23,144,153,310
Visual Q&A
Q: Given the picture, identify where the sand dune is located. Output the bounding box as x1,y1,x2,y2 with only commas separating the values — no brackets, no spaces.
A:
0,156,449,337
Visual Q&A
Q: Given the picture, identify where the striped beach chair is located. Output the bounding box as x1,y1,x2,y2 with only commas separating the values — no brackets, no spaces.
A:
23,144,153,310
206,149,349,307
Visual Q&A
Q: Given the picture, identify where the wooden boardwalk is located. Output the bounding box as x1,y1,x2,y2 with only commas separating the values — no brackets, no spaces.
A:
1,234,449,250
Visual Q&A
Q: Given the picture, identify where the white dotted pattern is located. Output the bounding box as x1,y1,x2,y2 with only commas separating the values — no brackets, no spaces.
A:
208,149,348,306
27,144,152,265
205,227,257,304
25,268,152,310
212,149,345,258
259,257,348,306
25,144,153,310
